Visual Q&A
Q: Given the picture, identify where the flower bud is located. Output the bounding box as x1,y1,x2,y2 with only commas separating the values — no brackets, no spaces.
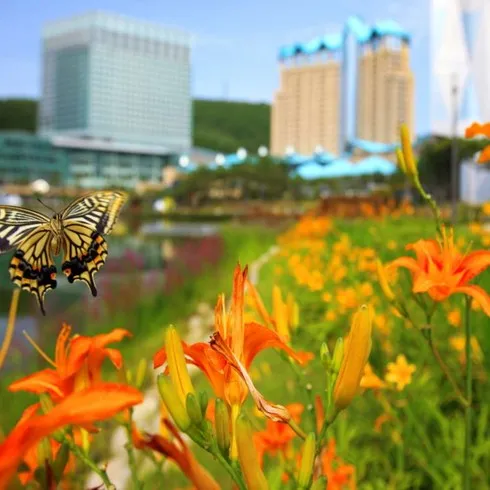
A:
199,391,209,417
287,293,300,329
135,358,147,389
396,148,407,174
400,124,418,178
80,428,91,454
215,398,230,457
332,337,344,374
166,327,195,407
376,259,395,301
236,412,268,490
157,374,191,432
320,342,331,366
333,305,374,411
297,432,316,489
186,393,203,426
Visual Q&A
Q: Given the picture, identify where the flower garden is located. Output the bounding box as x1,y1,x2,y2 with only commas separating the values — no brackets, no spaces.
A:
1,125,490,489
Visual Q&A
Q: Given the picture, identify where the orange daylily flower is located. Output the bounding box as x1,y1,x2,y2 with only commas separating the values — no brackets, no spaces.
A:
154,264,306,406
465,122,490,163
360,363,386,390
9,325,131,399
0,384,142,489
132,419,220,490
321,439,356,490
389,227,490,316
254,403,304,466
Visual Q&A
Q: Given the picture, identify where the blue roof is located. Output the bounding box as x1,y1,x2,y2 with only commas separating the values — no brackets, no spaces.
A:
279,16,410,60
295,156,396,180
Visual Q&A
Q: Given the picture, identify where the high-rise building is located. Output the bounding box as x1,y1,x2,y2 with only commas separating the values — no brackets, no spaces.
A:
39,11,192,151
271,18,413,158
356,39,414,144
271,55,341,156
430,0,490,136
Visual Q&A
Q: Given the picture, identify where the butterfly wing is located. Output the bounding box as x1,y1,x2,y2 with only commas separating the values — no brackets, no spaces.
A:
0,206,50,254
9,225,57,315
60,191,127,295
61,191,128,234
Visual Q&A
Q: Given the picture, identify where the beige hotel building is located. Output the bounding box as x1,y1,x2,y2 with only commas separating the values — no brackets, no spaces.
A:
270,37,414,156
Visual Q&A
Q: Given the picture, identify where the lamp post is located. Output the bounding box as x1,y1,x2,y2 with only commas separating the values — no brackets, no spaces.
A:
178,155,189,168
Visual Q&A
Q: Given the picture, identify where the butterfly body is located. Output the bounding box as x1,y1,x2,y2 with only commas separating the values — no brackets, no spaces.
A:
0,191,128,315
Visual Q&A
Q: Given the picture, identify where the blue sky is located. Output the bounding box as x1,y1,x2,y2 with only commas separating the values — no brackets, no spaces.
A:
0,0,430,132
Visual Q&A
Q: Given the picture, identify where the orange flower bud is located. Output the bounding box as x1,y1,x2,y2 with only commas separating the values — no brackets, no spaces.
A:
333,305,374,411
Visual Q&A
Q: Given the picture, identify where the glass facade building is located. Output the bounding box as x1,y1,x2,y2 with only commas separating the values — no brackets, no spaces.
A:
39,11,192,151
0,132,70,185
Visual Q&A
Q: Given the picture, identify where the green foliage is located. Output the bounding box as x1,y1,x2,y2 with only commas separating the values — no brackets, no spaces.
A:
0,98,270,154
170,157,301,203
0,99,37,132
417,136,490,194
193,99,270,153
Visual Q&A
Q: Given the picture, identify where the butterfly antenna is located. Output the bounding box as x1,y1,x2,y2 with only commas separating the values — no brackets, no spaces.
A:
37,198,57,215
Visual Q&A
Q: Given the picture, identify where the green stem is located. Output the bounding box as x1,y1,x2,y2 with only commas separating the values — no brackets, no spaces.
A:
315,411,338,457
463,296,473,490
426,330,468,407
187,425,247,490
123,408,143,489
61,434,115,489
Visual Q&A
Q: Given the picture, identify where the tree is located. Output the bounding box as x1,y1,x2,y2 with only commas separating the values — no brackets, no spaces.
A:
417,136,490,200
0,99,37,132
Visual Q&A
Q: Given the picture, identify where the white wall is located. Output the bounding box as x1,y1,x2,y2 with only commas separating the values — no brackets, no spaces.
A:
460,159,490,204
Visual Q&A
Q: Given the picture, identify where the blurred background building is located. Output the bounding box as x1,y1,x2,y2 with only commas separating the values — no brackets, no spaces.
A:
270,17,414,158
39,11,192,150
430,0,490,136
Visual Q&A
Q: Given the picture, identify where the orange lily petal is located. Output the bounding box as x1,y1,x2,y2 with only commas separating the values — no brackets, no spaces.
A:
8,369,64,398
455,285,490,317
465,122,490,138
0,383,142,489
388,256,421,274
154,342,226,399
243,322,309,368
458,250,490,284
478,145,490,163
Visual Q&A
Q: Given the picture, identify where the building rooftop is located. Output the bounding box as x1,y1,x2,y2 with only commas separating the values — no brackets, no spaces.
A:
279,16,410,60
42,10,192,46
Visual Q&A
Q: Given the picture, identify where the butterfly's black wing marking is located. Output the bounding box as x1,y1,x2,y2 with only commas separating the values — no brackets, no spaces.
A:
61,223,108,296
60,191,126,296
0,207,50,254
9,226,57,315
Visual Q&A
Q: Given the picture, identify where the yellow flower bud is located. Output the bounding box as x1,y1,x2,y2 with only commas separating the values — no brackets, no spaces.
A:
236,412,268,490
396,148,407,174
135,358,147,389
273,285,289,341
157,374,191,432
400,124,418,178
287,292,300,329
333,305,374,411
297,432,316,489
186,393,203,426
215,398,231,457
165,326,195,406
320,342,331,366
376,259,395,301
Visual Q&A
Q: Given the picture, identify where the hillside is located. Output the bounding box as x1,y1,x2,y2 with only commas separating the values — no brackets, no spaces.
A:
0,98,270,153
